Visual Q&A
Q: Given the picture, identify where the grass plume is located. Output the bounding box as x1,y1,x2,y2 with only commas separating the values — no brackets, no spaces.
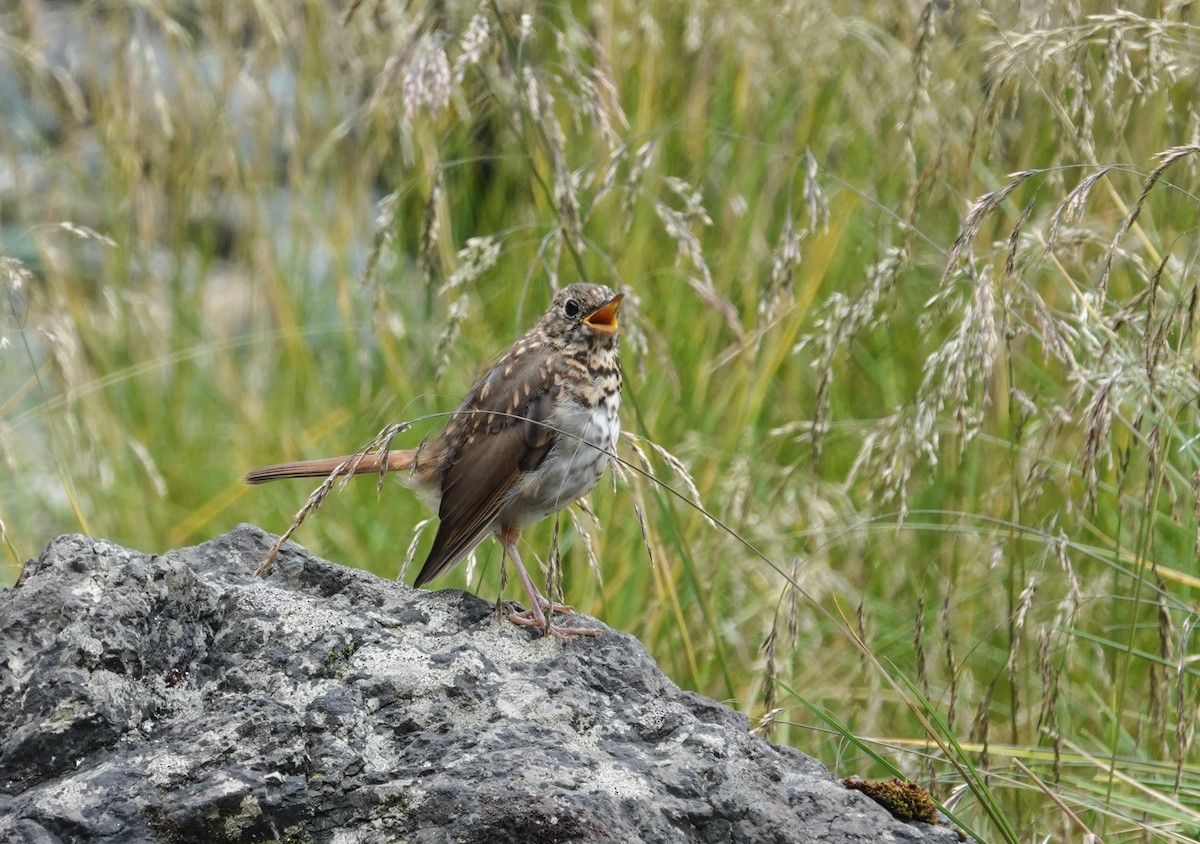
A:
4,2,1200,840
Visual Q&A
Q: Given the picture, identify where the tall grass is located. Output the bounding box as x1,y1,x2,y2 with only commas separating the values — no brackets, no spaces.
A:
3,1,1199,839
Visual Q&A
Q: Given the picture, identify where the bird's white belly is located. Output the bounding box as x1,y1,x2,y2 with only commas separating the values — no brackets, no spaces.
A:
509,400,620,526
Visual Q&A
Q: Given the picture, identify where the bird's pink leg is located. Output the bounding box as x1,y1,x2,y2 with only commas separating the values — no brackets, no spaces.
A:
499,530,599,640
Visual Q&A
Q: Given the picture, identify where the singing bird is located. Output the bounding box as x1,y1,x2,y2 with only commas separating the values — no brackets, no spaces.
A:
246,284,624,640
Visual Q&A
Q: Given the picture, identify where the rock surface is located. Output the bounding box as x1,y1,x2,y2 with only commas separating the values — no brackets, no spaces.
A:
0,526,962,843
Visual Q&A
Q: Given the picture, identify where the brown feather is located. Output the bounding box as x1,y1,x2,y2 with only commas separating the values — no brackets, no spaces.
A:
413,429,547,586
413,341,560,585
244,450,414,484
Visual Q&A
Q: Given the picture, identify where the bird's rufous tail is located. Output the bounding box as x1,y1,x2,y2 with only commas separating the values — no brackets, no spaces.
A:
244,450,415,484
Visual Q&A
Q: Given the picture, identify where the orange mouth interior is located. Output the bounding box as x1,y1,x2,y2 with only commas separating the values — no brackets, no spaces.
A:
584,294,623,335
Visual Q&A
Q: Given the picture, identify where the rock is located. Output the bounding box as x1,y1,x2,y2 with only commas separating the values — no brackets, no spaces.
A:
0,526,963,843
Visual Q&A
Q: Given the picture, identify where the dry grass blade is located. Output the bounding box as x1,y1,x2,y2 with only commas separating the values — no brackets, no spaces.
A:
398,517,435,582
418,174,445,291
1080,377,1115,515
545,519,564,609
637,435,715,530
1012,758,1102,842
940,596,958,732
359,190,402,295
759,206,801,327
433,296,469,384
1100,145,1200,298
1005,197,1036,279
1023,278,1078,367
1047,166,1114,254
252,470,345,578
628,497,656,588
253,421,413,577
749,707,784,739
400,32,452,125
1174,617,1197,795
944,171,1036,285
442,237,501,294
567,506,603,584
914,597,927,695
906,0,937,119
803,149,829,232
56,222,117,247
805,246,908,462
652,183,743,339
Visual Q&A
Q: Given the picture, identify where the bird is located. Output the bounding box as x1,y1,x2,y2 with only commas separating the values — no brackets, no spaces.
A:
245,283,624,640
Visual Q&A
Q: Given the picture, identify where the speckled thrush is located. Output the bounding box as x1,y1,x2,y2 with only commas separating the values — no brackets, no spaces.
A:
245,283,624,640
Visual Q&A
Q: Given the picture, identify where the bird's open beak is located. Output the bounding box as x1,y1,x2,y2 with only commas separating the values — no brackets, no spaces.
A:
584,294,623,336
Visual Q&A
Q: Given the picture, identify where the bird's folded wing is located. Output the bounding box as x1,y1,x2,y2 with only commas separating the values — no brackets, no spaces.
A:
412,348,559,586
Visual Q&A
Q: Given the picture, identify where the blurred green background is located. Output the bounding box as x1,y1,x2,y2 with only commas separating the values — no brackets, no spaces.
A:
3,1,1200,839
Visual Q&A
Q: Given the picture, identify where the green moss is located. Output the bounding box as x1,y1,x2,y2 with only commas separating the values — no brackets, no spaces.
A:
843,777,939,825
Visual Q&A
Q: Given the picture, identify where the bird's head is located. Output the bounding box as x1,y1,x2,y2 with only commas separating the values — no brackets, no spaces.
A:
538,283,624,351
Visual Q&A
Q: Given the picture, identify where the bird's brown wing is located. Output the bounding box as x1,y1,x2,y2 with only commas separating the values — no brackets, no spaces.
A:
413,346,558,586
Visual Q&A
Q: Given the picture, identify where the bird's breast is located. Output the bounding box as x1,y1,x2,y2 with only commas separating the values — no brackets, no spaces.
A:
503,362,621,528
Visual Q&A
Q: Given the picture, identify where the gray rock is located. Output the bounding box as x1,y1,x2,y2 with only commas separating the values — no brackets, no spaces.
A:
0,526,962,843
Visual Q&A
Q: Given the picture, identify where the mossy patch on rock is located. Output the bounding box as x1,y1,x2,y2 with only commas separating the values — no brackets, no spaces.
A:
843,777,940,825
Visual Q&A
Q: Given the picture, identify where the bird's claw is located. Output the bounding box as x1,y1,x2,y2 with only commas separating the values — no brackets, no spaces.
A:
537,597,577,615
505,604,601,640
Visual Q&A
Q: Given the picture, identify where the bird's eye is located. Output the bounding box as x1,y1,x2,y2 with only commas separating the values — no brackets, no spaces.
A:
563,299,581,318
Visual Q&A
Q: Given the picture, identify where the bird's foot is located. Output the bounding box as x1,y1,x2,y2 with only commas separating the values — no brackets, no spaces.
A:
505,604,601,641
534,595,578,615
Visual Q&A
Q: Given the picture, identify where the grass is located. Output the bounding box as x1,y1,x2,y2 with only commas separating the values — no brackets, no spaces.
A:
4,1,1200,840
